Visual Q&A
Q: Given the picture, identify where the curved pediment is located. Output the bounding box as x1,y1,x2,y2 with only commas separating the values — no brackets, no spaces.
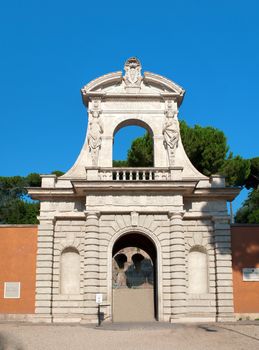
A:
81,58,185,106
81,71,123,94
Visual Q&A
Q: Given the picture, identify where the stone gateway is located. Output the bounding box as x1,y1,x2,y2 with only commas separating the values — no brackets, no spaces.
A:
29,58,240,323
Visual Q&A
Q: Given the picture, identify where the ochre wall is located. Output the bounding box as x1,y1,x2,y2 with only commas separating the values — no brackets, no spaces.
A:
0,226,37,314
231,225,259,313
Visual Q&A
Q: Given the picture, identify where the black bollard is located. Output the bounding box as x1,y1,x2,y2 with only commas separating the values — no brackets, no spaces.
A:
97,304,101,327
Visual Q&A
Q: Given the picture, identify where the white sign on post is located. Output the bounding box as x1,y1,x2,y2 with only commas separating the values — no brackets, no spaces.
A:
96,293,103,304
242,268,259,281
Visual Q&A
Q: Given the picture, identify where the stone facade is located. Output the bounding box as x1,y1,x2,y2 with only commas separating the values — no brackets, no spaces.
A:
28,58,240,323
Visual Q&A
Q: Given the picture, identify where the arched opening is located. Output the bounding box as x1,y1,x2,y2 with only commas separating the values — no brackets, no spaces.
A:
60,247,80,295
113,119,154,168
188,246,208,294
112,232,157,322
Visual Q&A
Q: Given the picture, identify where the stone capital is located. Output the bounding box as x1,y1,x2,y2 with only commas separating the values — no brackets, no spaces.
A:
37,216,56,225
168,211,185,220
84,210,100,220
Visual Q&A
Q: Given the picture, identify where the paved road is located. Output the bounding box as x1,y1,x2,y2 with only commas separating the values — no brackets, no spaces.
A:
0,322,259,350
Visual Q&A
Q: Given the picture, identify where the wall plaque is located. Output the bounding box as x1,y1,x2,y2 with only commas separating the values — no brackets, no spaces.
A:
96,293,103,304
4,282,20,298
242,268,259,281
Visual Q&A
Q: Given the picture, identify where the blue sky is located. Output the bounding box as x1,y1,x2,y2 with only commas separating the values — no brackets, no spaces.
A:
0,0,258,212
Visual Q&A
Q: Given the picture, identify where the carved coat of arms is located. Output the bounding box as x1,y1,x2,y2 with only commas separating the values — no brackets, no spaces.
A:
124,57,142,87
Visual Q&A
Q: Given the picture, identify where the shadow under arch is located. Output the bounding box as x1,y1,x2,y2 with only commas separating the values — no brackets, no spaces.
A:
61,246,80,255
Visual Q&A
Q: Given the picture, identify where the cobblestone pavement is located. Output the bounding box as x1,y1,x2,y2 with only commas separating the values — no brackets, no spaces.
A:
0,322,259,350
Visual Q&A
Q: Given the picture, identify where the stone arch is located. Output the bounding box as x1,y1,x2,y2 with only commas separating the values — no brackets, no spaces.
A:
113,118,154,138
57,240,83,253
107,226,164,321
188,245,209,294
112,118,154,167
60,247,81,295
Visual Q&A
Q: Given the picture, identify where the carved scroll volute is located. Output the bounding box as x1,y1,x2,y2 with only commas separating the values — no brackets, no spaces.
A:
87,99,103,166
162,100,180,167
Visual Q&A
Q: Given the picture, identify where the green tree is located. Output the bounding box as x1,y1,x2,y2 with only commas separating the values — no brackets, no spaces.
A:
27,173,41,187
127,132,153,167
113,160,128,167
1,199,40,224
220,154,251,187
51,170,65,177
0,171,63,224
180,121,229,176
235,189,259,224
244,157,259,189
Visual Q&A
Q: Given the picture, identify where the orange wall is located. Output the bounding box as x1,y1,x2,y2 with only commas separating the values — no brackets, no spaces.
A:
0,226,37,314
231,225,259,313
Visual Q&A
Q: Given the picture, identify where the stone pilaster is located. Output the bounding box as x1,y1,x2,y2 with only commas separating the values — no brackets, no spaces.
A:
213,216,235,321
35,216,55,322
84,211,100,321
169,211,186,321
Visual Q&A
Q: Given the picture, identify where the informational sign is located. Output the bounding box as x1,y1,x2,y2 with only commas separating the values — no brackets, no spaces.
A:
4,282,20,298
96,293,103,304
242,268,259,281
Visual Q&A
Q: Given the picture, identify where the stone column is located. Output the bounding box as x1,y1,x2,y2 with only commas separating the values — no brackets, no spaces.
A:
169,211,186,321
213,216,235,321
35,217,55,322
84,211,100,321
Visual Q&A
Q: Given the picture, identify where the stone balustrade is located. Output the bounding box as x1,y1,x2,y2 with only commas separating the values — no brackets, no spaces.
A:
98,168,171,181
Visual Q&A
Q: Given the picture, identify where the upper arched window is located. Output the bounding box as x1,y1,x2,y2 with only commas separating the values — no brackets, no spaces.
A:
60,247,80,295
113,120,154,167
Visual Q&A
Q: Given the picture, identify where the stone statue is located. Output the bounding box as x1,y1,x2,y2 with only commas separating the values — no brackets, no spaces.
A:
163,108,179,167
114,254,128,288
88,106,103,166
115,268,128,288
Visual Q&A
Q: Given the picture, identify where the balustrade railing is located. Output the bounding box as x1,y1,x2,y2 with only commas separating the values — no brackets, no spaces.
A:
98,168,170,181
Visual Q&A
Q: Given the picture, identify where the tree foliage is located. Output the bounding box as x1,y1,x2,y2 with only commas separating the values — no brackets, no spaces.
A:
0,171,62,224
235,189,259,224
51,170,65,177
0,199,40,224
112,160,128,167
220,154,251,187
244,157,259,189
180,121,229,176
127,132,154,167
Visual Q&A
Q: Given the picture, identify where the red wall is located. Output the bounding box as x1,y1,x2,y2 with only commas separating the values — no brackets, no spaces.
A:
0,226,37,314
231,225,259,313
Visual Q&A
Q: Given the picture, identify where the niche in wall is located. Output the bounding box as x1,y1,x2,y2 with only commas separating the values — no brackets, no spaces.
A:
188,246,208,294
60,247,80,295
